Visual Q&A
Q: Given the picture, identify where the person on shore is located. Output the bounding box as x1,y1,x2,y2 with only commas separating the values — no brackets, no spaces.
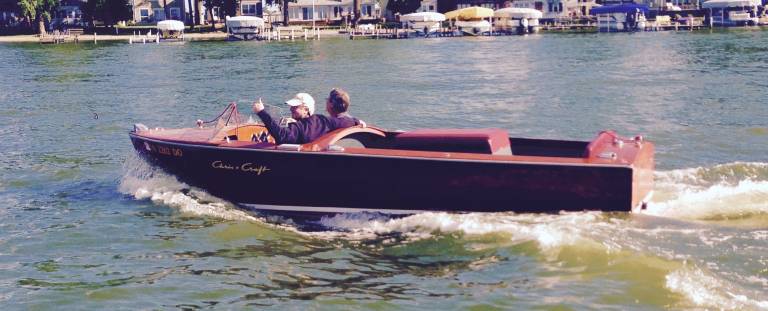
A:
252,89,365,144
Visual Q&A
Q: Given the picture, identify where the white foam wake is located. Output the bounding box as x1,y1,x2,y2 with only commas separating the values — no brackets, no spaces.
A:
666,265,768,310
118,154,258,221
644,162,768,220
317,211,606,253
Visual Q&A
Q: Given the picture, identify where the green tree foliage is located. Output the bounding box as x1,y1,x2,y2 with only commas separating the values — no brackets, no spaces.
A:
202,0,223,24
17,0,58,33
82,0,132,27
387,0,420,14
221,0,238,17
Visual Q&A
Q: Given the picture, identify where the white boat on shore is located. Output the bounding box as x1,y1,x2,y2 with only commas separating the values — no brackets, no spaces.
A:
226,16,265,41
494,8,543,34
454,20,492,36
445,7,494,36
400,12,446,37
702,0,760,26
157,20,185,41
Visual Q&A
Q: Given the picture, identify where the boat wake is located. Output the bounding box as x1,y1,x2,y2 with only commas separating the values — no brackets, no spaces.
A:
644,162,768,222
119,158,768,309
118,154,259,222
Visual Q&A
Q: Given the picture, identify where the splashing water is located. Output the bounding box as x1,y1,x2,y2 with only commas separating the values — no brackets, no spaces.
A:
645,162,768,221
118,154,259,221
119,158,768,309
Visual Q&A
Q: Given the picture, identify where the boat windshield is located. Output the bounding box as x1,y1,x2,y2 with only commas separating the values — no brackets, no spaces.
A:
205,102,286,141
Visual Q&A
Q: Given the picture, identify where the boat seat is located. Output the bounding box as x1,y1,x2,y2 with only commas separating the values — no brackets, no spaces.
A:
393,128,512,155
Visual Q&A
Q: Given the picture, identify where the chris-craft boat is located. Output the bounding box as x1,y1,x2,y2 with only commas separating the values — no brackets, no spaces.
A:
129,104,654,214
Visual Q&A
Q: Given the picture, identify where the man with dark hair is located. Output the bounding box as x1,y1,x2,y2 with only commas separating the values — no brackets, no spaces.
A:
253,89,364,144
326,88,351,116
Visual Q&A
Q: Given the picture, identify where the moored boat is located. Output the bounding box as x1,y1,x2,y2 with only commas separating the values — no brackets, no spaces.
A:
445,7,494,36
590,4,649,32
156,20,185,41
702,0,760,26
493,8,543,34
226,16,265,40
400,12,446,36
129,104,655,215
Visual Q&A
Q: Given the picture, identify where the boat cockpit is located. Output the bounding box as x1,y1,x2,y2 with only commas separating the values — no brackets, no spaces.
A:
135,103,641,161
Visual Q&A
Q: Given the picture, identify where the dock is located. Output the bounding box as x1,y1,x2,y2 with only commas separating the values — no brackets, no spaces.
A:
348,26,410,39
260,26,320,41
38,28,85,44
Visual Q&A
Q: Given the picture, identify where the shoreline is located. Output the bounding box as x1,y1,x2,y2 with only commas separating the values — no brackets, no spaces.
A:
0,29,346,43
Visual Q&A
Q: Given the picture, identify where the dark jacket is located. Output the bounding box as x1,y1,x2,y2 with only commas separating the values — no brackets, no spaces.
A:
257,110,361,144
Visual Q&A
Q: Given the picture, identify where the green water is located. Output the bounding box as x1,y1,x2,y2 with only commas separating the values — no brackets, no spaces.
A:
1,30,767,309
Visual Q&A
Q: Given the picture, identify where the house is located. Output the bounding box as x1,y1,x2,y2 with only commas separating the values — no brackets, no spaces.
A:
51,0,86,28
241,0,263,17
456,0,506,10
132,0,185,23
511,0,597,18
1,0,19,27
418,0,439,12
286,0,381,24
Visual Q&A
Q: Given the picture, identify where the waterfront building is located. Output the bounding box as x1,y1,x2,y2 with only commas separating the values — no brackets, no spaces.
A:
240,0,264,17
510,0,597,19
132,0,185,23
1,2,20,27
455,0,505,10
51,0,86,28
418,0,439,12
286,0,381,25
132,0,216,25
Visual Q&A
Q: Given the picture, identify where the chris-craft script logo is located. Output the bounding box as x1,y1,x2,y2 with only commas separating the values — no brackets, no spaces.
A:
211,161,270,175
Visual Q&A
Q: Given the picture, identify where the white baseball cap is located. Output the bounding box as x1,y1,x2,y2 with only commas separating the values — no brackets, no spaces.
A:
285,93,315,115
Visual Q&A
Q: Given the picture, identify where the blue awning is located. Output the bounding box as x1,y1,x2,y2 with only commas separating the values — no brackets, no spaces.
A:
590,4,650,15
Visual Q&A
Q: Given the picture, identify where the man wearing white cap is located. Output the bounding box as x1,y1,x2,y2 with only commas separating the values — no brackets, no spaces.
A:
252,90,364,144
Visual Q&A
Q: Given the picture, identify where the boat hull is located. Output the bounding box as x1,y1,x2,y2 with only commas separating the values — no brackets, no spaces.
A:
130,134,648,214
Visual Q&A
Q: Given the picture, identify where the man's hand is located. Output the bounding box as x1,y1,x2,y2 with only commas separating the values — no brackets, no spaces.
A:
358,120,367,128
252,98,265,113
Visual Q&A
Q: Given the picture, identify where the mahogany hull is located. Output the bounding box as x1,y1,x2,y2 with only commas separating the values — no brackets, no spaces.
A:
130,133,649,214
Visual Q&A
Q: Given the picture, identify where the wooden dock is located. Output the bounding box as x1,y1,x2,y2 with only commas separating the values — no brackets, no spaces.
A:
39,28,85,44
260,26,320,41
349,27,410,40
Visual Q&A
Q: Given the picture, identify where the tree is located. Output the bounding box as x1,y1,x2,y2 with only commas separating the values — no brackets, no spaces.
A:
352,0,359,26
82,0,132,27
386,0,420,15
281,0,293,26
202,0,213,24
222,0,238,17
17,0,58,34
193,0,200,25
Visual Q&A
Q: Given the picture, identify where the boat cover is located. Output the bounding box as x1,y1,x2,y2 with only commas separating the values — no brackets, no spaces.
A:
445,7,494,20
401,12,447,22
494,8,543,19
226,16,265,28
590,4,649,15
157,20,185,31
702,0,760,8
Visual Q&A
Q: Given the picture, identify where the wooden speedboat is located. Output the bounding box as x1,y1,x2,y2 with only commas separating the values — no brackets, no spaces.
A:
129,104,654,214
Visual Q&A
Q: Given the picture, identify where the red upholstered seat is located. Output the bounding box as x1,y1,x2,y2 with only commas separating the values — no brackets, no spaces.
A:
393,128,512,155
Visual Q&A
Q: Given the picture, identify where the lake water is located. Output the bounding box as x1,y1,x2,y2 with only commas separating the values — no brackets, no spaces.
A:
1,30,767,309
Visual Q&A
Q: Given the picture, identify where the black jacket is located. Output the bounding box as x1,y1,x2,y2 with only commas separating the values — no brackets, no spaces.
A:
257,110,361,144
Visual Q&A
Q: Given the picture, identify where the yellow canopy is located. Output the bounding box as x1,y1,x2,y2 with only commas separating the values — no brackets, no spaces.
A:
444,7,495,20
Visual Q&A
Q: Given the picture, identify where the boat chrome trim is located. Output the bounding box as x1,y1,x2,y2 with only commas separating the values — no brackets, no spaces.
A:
241,203,432,215
130,133,632,169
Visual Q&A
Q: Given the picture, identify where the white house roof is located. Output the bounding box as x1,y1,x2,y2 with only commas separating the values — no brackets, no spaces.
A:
702,0,760,8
